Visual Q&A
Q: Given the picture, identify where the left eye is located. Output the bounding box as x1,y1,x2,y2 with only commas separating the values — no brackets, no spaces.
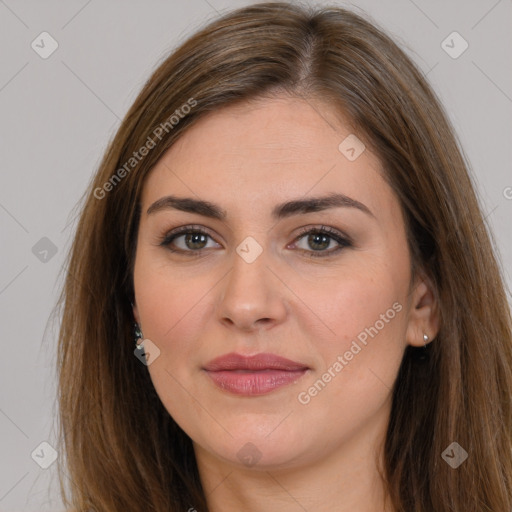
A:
290,226,352,258
160,225,351,258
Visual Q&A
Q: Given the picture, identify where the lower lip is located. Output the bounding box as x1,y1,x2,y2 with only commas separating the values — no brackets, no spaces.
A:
204,369,308,396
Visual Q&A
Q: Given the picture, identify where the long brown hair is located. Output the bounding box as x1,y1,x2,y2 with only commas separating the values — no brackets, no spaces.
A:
56,2,512,510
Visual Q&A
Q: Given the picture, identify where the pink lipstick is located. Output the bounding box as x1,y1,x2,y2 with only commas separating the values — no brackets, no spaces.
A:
203,352,309,396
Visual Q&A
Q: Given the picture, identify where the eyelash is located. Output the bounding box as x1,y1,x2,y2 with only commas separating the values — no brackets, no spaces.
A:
159,224,352,259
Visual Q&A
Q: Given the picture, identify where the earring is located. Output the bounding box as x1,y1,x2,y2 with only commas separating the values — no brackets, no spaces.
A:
413,333,430,362
134,323,144,348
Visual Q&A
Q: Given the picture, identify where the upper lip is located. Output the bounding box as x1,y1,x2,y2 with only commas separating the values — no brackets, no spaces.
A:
203,352,309,372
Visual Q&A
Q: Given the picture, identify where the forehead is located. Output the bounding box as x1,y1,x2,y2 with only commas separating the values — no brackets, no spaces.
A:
141,95,394,223
168,95,369,165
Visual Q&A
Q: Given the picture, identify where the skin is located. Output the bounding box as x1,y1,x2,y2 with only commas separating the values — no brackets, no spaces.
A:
132,95,439,512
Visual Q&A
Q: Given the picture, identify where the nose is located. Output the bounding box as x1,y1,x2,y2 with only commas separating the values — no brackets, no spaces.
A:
217,244,288,332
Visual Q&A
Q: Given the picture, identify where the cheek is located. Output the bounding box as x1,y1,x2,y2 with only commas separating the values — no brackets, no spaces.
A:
290,278,406,437
301,260,407,353
133,260,215,419
134,259,212,351
295,262,407,407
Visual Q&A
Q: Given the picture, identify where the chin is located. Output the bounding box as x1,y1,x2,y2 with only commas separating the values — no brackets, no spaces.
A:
195,423,313,471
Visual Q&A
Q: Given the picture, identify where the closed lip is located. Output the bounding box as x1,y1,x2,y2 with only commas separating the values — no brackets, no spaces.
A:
203,352,309,372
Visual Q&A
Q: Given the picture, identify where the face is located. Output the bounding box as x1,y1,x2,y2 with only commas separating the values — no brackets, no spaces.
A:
132,95,434,471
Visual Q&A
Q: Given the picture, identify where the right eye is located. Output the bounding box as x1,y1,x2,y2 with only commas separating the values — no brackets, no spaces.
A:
160,225,222,256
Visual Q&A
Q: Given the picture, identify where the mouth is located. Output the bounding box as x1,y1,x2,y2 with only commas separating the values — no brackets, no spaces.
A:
202,352,310,396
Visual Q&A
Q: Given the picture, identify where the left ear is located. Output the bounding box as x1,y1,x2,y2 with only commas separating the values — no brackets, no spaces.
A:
405,275,440,347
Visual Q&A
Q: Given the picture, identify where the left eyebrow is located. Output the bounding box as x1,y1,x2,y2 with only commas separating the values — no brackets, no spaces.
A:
146,192,375,220
272,192,375,219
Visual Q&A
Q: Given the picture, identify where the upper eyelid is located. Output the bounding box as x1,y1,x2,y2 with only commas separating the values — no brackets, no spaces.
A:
162,224,219,241
294,225,351,241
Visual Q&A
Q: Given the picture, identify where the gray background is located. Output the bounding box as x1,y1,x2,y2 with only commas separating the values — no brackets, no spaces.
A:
0,0,510,510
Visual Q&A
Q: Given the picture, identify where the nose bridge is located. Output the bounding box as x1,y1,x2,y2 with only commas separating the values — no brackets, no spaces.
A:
217,235,287,329
225,236,270,304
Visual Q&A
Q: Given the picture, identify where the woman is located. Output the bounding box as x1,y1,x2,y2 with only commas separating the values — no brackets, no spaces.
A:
56,2,512,511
